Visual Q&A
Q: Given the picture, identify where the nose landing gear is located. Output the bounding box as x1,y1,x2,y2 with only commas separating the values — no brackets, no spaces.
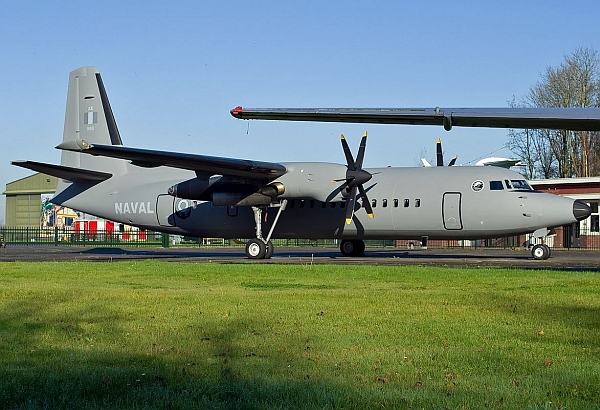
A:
531,243,551,260
529,228,552,260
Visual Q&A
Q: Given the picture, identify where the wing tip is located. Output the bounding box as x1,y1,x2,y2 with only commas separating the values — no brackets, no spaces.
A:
231,106,243,118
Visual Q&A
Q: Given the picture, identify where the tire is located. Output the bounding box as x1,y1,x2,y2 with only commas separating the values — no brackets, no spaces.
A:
245,239,266,259
542,244,551,259
531,244,549,260
340,240,355,257
340,240,365,257
265,240,274,259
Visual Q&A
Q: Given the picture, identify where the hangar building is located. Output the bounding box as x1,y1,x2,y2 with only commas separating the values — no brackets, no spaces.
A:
3,173,58,227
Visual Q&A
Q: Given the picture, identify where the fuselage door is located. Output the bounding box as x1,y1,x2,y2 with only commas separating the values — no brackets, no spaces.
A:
442,192,463,230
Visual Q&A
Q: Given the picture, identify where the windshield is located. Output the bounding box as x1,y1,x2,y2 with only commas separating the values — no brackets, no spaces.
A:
511,180,532,190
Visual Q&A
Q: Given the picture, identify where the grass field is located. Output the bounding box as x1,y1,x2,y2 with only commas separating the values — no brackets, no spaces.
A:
0,261,599,409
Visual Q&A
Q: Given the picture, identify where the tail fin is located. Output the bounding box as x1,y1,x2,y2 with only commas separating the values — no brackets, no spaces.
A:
60,67,126,173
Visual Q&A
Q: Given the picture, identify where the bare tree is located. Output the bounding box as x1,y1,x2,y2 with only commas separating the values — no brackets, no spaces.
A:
506,98,557,179
508,47,600,178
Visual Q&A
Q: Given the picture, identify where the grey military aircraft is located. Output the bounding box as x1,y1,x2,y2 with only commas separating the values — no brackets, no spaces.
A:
13,67,599,260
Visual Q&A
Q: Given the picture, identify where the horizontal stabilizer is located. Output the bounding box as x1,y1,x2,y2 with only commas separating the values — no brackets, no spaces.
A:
12,160,112,183
56,140,287,180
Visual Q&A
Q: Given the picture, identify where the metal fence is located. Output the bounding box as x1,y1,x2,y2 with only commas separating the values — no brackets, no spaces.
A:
0,226,599,250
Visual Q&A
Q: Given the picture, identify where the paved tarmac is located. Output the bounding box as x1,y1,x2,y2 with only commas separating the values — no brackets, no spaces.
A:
0,245,599,271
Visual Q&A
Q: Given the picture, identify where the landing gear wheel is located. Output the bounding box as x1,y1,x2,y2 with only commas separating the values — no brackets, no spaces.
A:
265,240,274,259
340,240,365,257
246,239,266,259
531,244,550,260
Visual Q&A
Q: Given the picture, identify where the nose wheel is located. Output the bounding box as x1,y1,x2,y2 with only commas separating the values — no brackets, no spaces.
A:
531,244,551,260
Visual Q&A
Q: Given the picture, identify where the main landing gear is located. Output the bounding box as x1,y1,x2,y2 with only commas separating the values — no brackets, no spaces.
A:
339,239,365,257
245,200,287,259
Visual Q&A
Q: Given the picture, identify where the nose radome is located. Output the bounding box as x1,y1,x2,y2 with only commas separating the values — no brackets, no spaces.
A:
573,200,592,221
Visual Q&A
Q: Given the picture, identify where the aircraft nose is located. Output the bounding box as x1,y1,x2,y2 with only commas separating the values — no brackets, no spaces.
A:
573,200,592,222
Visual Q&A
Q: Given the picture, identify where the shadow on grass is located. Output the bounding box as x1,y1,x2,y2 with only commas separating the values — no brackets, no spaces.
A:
2,273,600,409
0,299,413,409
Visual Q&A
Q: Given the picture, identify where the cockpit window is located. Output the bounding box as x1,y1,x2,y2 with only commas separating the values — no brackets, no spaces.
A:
489,181,504,190
511,180,532,190
504,179,512,189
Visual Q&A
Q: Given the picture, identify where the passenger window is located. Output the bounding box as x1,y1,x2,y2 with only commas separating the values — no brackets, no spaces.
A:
382,199,388,208
309,200,315,208
404,199,409,207
489,181,504,190
394,199,399,207
504,179,513,189
415,199,421,208
321,201,327,208
371,199,377,208
289,200,295,209
299,200,305,208
330,202,336,208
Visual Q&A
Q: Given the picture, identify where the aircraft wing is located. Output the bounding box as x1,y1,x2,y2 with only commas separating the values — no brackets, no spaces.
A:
231,106,600,131
56,140,286,180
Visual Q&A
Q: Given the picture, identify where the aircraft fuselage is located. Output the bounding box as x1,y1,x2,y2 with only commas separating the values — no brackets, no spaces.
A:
53,162,581,241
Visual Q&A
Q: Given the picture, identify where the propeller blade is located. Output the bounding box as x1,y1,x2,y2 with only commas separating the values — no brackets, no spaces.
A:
355,131,367,168
345,185,358,224
358,184,374,219
436,137,444,166
340,134,356,170
448,155,458,166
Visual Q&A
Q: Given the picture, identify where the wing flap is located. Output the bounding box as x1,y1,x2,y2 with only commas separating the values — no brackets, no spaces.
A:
231,107,600,131
12,160,112,183
56,140,287,180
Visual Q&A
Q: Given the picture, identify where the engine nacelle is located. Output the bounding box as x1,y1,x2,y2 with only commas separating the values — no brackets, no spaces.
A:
168,177,209,200
277,162,349,202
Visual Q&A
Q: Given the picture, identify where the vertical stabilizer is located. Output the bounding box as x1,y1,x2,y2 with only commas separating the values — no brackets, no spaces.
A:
60,67,126,174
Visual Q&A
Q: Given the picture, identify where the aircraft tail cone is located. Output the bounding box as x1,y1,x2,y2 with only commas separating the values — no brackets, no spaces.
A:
573,200,592,221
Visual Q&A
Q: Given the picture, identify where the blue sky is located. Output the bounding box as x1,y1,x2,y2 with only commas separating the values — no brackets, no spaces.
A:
1,1,599,223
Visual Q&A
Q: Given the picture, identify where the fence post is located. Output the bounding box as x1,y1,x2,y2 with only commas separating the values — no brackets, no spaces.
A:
161,233,170,248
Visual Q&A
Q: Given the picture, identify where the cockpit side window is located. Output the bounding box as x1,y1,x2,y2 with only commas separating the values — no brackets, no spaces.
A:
504,179,512,189
511,180,532,190
489,181,504,190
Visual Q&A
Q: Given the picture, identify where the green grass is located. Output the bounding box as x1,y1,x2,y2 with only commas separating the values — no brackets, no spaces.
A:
1,262,599,409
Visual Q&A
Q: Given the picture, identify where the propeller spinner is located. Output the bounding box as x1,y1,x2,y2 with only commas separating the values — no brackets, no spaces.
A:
338,132,374,224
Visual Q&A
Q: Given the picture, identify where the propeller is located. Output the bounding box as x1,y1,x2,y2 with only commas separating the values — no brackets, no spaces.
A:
336,132,374,224
422,138,457,167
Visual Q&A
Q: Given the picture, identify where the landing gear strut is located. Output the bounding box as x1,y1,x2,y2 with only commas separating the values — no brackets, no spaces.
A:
340,239,365,257
245,200,287,259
